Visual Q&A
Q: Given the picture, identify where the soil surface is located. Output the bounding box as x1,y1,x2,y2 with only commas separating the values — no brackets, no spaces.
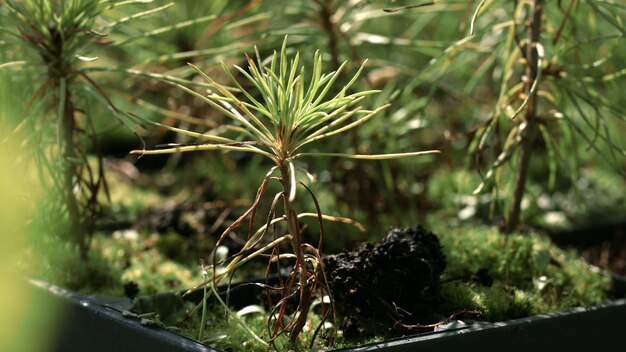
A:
323,226,446,338
135,201,233,238
580,225,626,279
550,221,626,278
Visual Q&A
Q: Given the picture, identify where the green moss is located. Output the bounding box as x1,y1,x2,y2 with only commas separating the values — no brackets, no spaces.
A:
31,234,123,296
176,303,382,352
92,233,202,295
431,222,612,321
154,232,187,261
120,248,198,294
438,283,534,321
78,221,611,347
102,169,166,218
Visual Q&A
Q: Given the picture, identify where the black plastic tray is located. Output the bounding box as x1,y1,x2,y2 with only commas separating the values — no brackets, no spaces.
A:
36,276,626,352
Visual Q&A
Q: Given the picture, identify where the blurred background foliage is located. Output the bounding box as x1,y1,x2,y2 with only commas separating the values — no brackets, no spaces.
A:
0,0,624,296
1,66,61,352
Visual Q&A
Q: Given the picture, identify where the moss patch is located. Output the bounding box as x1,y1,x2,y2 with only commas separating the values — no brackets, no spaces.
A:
432,222,611,321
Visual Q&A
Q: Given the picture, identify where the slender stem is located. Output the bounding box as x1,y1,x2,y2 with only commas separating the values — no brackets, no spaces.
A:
314,0,340,69
198,260,208,341
278,160,311,343
59,80,87,259
48,20,94,259
505,0,544,233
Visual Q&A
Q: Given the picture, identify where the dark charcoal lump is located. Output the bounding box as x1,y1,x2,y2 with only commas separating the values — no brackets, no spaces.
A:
323,225,446,338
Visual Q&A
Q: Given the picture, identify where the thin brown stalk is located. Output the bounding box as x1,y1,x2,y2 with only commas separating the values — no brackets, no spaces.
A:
60,85,87,259
278,161,311,343
210,170,273,286
313,0,341,69
553,0,576,45
505,0,544,233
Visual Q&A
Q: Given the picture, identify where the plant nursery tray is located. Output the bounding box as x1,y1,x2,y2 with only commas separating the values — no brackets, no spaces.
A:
31,280,216,352
35,275,626,352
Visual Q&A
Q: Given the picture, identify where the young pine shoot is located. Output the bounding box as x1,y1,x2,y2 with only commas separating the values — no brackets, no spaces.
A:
131,37,439,347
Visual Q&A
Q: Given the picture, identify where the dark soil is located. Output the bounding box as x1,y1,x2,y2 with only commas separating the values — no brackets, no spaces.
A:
549,221,626,277
135,202,232,238
323,226,446,338
131,201,249,263
580,227,626,278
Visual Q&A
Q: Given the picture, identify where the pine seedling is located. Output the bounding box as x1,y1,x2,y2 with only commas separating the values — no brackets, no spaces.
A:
131,37,439,346
0,0,249,259
0,0,170,258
